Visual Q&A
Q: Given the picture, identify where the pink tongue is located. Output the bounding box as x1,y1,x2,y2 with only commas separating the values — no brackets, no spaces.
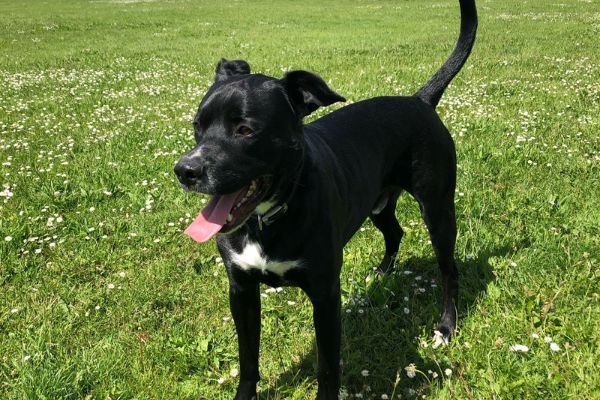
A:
184,192,241,243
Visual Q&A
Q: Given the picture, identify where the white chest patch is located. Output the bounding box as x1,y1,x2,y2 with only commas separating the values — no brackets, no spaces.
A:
231,241,300,277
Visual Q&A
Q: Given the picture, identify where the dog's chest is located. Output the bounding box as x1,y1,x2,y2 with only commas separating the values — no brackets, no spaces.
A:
230,241,300,277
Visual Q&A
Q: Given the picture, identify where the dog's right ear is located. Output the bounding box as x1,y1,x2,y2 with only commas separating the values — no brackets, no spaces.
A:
215,59,251,82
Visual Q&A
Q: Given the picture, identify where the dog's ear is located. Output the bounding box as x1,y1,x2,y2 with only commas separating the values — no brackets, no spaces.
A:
281,70,346,118
215,59,251,81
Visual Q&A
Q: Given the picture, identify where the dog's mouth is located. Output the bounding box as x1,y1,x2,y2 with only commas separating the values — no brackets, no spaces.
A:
184,176,272,242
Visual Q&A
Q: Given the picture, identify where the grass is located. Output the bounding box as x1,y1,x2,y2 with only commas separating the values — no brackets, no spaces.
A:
0,0,598,398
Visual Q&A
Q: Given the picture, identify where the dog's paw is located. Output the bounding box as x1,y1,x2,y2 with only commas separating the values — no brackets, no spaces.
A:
375,252,397,275
234,380,258,400
432,329,450,349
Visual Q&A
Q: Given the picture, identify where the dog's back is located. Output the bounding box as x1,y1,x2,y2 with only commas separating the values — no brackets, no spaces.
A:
303,95,454,243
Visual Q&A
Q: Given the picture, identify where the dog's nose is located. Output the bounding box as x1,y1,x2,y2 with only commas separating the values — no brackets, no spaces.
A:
174,159,203,187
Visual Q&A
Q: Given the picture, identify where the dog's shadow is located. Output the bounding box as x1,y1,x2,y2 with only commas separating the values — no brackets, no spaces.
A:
258,247,500,399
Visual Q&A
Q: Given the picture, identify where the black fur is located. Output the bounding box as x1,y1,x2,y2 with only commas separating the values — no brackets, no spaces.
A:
175,1,477,399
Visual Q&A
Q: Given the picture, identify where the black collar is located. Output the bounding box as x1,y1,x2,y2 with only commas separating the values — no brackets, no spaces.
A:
257,153,304,230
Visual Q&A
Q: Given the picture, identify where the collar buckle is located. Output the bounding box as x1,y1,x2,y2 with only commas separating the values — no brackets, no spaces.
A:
257,203,288,230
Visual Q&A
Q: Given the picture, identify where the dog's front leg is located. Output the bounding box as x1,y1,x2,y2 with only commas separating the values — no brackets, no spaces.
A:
309,280,342,400
229,273,261,400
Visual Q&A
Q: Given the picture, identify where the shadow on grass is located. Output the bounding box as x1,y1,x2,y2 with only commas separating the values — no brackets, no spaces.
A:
258,247,501,399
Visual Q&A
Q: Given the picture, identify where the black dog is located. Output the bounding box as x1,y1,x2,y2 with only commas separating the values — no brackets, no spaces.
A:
175,1,477,398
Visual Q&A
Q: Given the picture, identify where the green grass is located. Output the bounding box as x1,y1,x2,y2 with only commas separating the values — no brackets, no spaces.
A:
1,0,598,398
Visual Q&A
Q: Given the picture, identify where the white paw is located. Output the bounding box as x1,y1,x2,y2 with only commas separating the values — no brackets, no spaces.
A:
432,330,449,349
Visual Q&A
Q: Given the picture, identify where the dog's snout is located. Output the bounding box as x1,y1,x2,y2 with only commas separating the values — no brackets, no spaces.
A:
174,158,204,187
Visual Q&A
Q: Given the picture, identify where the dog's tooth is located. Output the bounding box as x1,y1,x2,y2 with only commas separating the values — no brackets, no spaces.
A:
227,214,233,222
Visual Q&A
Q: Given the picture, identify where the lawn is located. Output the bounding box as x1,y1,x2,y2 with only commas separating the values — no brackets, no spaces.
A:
0,0,598,399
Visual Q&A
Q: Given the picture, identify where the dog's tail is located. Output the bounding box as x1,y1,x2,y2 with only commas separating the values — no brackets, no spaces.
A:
414,0,477,108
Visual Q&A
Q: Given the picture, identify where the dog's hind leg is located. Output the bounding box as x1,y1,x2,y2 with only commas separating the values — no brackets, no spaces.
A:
370,191,403,274
418,194,458,345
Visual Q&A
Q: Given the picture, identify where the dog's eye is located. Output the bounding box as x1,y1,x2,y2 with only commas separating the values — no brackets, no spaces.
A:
235,125,253,137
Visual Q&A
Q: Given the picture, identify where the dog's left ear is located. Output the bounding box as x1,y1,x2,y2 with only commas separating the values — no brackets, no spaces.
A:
281,70,346,118
215,59,251,82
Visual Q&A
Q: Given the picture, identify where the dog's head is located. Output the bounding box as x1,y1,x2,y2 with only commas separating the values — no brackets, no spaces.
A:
174,59,345,241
